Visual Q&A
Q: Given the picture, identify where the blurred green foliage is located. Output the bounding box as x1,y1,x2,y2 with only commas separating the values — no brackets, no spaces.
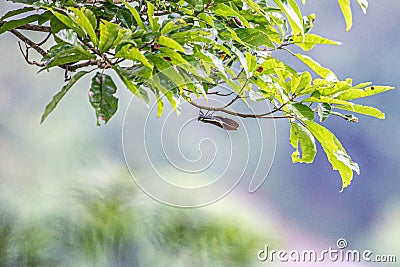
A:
0,175,274,266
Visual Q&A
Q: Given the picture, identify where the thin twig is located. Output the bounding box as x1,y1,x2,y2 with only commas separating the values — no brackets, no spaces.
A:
10,29,47,57
18,41,46,67
37,32,52,46
187,100,292,119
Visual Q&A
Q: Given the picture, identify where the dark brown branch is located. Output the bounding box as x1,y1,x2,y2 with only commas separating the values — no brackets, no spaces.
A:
187,100,292,119
10,29,47,57
17,24,51,32
63,60,99,72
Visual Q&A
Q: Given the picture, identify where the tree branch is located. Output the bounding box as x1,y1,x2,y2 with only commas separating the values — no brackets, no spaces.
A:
187,100,292,119
17,24,51,32
10,29,47,57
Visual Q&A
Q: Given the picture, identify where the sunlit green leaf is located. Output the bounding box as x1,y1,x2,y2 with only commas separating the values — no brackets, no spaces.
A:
156,36,185,53
68,7,98,45
214,3,250,28
295,54,336,80
147,1,159,31
338,0,352,31
99,20,119,53
292,71,312,95
273,0,304,39
334,86,394,100
289,102,315,120
114,66,149,105
51,10,85,37
305,121,358,191
334,103,385,119
290,122,316,163
293,34,341,51
115,44,153,69
123,1,146,29
235,28,274,49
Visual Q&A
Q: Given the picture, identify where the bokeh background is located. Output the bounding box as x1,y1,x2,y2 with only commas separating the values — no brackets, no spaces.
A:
0,1,399,266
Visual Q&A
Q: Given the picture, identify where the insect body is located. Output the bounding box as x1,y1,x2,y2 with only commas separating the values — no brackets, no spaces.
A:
198,110,239,131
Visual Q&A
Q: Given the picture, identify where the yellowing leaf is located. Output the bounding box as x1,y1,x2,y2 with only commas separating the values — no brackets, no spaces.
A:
290,122,316,163
293,34,341,51
157,36,185,53
305,121,358,191
338,0,352,31
335,104,385,119
115,44,153,70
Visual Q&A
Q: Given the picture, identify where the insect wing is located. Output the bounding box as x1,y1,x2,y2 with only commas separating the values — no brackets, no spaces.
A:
214,116,239,130
199,117,225,128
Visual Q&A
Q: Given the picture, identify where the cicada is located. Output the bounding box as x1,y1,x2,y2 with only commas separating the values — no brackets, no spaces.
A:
197,110,239,131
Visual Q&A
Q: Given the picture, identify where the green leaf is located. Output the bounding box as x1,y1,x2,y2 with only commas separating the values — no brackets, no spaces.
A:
150,75,179,112
290,122,316,163
123,1,146,30
334,104,385,119
305,121,359,191
292,71,312,95
161,21,179,34
99,20,119,53
338,0,352,31
156,36,185,53
295,54,337,80
246,52,257,73
89,73,119,126
197,13,214,28
273,0,304,39
293,34,341,51
214,3,250,28
115,44,153,69
317,103,331,122
41,43,95,69
353,81,372,89
68,7,98,45
303,96,351,106
156,91,164,117
289,102,315,120
41,71,89,124
52,10,85,37
231,46,249,79
0,7,34,22
114,66,149,105
334,86,394,100
147,1,159,31
234,28,274,49
147,55,186,89
0,15,39,35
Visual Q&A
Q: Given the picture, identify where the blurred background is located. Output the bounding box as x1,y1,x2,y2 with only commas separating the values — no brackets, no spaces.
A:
0,1,399,266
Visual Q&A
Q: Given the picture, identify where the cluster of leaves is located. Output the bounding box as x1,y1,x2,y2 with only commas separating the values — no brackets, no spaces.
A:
0,0,393,190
